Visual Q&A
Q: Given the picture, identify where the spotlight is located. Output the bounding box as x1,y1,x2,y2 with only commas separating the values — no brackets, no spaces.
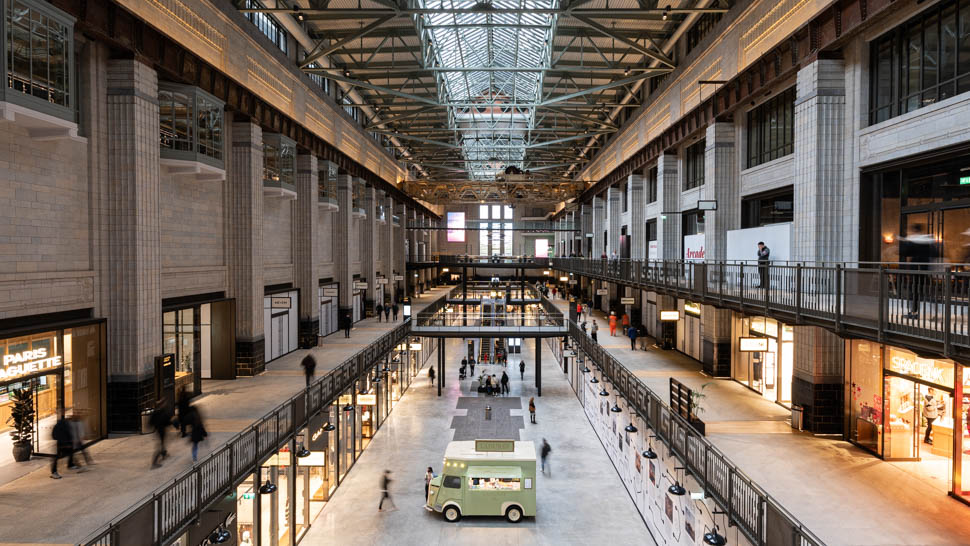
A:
294,7,304,22
208,526,231,544
259,481,278,494
662,5,670,20
703,530,727,546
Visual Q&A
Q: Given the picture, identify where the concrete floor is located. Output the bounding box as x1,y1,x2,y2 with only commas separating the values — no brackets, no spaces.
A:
301,337,654,546
558,299,970,545
0,287,450,544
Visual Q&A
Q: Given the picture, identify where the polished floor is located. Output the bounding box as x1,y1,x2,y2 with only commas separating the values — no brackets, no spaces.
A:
553,298,970,545
301,338,654,545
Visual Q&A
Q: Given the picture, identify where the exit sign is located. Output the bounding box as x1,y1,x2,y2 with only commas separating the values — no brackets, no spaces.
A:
960,175,970,185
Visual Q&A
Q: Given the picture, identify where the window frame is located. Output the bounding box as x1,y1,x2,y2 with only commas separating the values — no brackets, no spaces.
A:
244,0,288,55
746,87,795,169
683,140,706,191
2,0,76,121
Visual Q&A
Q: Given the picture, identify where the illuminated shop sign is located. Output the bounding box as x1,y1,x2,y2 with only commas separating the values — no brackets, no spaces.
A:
739,337,769,352
684,301,701,316
659,311,680,321
271,297,291,309
888,349,952,388
0,348,63,380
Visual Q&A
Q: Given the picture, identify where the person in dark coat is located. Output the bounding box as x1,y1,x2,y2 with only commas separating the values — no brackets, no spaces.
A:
392,303,399,321
900,224,940,319
757,242,771,289
50,414,75,479
176,387,190,438
150,399,173,469
301,354,317,387
501,371,510,395
376,303,384,322
519,360,526,380
384,304,391,321
628,325,639,350
189,407,207,463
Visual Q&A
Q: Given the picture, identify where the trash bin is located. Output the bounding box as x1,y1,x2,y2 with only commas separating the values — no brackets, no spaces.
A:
141,408,154,434
485,405,492,421
791,405,804,431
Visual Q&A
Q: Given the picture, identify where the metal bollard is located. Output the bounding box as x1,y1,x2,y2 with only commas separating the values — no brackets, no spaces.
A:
485,405,492,420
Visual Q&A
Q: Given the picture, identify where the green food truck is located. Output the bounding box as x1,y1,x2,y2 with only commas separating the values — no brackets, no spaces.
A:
425,439,537,523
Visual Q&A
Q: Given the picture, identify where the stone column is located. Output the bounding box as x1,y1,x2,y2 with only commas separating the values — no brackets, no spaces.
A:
628,174,646,259
294,154,319,348
607,184,622,256
699,122,739,377
361,184,378,312
580,203,592,257
591,193,606,257
335,174,354,316
227,122,265,377
104,59,162,432
791,58,847,434
657,153,680,260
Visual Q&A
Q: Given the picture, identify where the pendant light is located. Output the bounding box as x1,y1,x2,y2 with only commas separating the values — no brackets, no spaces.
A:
296,444,311,458
625,412,638,433
324,422,336,432
599,387,610,397
259,481,278,494
703,530,727,546
642,446,657,460
208,525,231,544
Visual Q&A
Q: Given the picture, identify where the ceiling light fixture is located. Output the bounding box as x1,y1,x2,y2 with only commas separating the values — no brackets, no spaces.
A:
662,5,671,21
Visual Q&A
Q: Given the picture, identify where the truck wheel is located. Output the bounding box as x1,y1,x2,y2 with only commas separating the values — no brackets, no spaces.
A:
444,505,461,522
505,505,523,523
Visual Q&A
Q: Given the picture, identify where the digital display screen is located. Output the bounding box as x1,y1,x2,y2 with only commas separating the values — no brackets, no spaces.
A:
447,212,465,242
535,239,549,258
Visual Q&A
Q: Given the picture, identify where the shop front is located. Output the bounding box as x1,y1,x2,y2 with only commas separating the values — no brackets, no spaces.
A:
264,289,299,363
162,296,236,396
0,319,107,464
732,316,794,407
676,300,702,362
318,283,339,338
846,340,969,503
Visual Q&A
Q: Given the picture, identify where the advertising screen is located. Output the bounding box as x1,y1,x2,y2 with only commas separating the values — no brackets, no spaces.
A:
535,239,549,258
447,212,465,242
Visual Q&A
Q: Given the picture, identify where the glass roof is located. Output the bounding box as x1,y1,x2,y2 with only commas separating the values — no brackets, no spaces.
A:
419,0,558,179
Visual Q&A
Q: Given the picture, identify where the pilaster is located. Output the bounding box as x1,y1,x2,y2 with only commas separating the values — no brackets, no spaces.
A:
294,154,319,348
628,174,646,259
227,121,265,376
657,154,680,260
104,59,162,432
607,184,622,256
592,193,606,257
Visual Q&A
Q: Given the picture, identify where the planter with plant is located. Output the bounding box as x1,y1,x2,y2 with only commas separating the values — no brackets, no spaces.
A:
7,388,35,461
688,382,712,436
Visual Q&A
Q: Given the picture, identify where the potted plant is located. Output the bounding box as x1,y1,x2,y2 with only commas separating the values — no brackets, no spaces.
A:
7,388,35,461
688,382,712,436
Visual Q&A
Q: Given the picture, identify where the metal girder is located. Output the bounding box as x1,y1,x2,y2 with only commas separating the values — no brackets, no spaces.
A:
301,15,397,68
242,8,730,17
570,14,674,68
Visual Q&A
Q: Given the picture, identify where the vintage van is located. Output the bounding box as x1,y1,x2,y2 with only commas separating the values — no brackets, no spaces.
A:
425,439,537,522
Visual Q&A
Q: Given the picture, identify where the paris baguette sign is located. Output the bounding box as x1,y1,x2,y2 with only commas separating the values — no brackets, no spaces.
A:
0,347,63,380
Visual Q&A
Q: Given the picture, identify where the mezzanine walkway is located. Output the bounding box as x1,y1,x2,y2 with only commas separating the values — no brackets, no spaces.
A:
301,337,652,546
551,298,970,545
0,287,451,544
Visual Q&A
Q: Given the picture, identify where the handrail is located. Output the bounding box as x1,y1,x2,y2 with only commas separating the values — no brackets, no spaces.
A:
568,321,825,546
81,320,418,545
546,258,970,359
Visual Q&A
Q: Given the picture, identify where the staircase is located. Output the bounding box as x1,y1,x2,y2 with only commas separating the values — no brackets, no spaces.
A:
494,338,506,363
480,338,491,363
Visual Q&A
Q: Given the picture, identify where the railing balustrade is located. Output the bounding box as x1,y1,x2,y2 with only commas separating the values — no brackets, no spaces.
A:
568,321,823,546
82,321,416,545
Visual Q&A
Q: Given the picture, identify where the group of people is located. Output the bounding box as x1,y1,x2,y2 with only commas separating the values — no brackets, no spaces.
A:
149,388,208,469
577,303,649,351
374,302,401,323
49,413,94,479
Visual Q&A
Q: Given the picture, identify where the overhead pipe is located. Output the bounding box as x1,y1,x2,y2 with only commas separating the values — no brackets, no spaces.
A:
269,1,429,178
567,0,715,180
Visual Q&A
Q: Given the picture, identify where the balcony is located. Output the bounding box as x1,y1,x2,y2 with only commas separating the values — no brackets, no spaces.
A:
262,133,296,199
1,0,79,140
351,179,366,217
158,83,225,181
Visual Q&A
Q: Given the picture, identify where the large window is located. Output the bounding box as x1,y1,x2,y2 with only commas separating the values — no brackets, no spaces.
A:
478,205,513,255
682,209,705,236
647,166,658,203
159,84,225,165
746,87,795,168
685,12,723,55
4,0,73,114
684,140,705,191
741,187,794,228
869,0,970,124
244,0,288,55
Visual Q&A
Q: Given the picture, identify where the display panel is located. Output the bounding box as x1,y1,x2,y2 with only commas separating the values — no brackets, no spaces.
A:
447,212,466,242
535,239,549,258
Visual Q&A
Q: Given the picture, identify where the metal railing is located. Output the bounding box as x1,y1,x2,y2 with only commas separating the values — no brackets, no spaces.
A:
82,322,414,545
568,321,824,546
550,258,970,358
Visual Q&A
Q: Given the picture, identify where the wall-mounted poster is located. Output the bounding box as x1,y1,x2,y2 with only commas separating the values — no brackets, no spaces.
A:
635,452,642,474
649,461,656,485
685,505,696,541
664,494,674,522
447,212,465,242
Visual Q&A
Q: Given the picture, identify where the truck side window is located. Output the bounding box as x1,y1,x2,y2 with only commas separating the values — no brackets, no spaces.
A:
443,476,461,488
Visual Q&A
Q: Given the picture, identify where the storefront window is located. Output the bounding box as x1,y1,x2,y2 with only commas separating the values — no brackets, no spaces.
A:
734,317,793,407
849,340,884,455
260,448,292,546
163,305,214,397
236,473,256,546
339,392,355,479
0,323,105,459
